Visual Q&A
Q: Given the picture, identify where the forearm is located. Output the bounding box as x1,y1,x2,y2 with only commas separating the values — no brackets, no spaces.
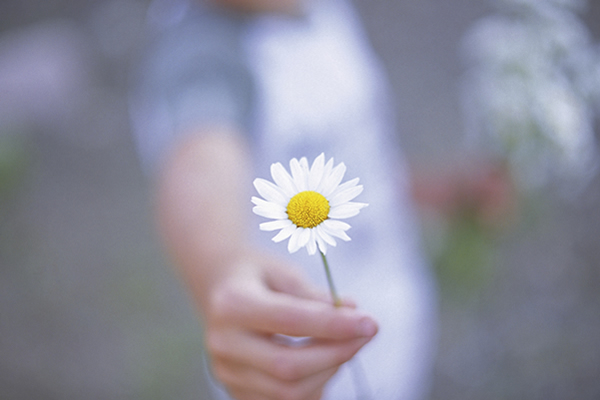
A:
156,126,253,309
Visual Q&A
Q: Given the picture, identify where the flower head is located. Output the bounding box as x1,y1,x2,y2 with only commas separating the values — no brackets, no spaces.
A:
252,153,367,255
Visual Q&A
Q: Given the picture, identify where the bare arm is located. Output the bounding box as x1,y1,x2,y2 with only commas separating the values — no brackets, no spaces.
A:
155,127,378,400
157,127,252,309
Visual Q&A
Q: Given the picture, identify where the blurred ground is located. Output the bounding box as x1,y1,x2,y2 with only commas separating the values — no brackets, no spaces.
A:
1,1,599,399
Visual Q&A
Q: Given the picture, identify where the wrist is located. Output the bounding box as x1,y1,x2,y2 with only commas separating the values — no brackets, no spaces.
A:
176,242,255,311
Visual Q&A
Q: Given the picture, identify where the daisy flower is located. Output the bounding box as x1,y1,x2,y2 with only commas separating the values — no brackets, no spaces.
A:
251,153,367,256
252,154,372,396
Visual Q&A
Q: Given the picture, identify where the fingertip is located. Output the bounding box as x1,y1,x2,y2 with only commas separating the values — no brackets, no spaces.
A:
357,316,378,338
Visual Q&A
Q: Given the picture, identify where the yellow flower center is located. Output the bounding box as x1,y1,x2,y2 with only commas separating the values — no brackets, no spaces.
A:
286,191,330,228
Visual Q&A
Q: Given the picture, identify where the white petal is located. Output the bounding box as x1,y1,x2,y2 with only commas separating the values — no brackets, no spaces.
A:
308,153,325,190
315,224,337,246
297,227,311,248
260,219,292,231
329,202,368,219
251,196,269,207
329,177,360,197
315,224,337,248
320,162,346,197
270,163,297,198
299,157,309,170
328,184,364,207
272,224,296,242
305,229,317,255
323,219,351,231
315,157,333,192
290,158,308,192
251,196,286,212
322,219,352,241
329,230,351,242
287,228,304,253
253,178,288,205
323,158,334,176
253,205,287,220
316,235,328,254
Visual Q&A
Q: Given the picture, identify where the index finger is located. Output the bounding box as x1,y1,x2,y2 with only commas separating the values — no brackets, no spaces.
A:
234,290,378,339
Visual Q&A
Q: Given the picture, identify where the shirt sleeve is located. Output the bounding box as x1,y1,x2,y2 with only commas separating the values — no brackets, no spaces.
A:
129,7,254,174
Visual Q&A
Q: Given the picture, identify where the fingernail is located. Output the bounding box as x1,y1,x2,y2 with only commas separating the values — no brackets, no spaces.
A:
357,317,377,337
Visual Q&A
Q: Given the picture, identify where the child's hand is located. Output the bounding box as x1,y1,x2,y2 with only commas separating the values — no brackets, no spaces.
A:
203,253,378,400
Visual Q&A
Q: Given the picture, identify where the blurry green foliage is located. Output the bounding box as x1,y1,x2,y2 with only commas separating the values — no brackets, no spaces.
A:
0,133,29,199
431,207,497,302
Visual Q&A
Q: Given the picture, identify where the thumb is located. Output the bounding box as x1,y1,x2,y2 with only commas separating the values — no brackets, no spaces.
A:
263,260,357,308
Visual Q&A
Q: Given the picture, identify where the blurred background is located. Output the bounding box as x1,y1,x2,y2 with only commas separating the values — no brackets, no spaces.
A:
1,0,599,399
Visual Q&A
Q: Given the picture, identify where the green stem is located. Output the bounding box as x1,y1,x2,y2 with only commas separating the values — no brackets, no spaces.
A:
320,251,341,307
319,250,371,399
